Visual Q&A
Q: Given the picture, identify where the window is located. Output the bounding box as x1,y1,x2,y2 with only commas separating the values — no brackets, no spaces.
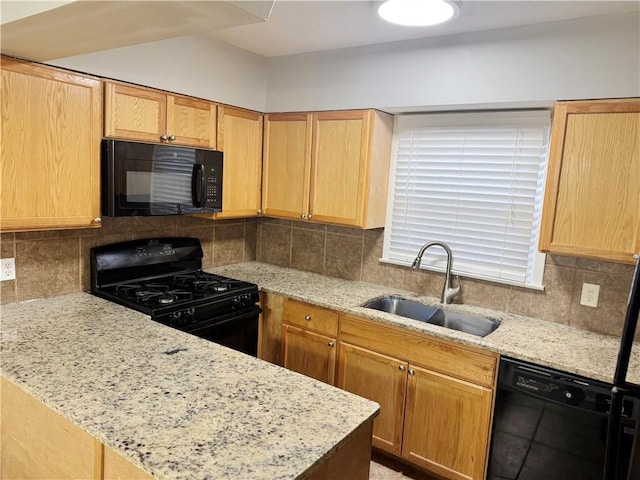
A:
382,110,551,288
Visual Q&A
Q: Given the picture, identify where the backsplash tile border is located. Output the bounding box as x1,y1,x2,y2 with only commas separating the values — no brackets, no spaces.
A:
0,216,255,304
1,216,635,338
257,219,636,338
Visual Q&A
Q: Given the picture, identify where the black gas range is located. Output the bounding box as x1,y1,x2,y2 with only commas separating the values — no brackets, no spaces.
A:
90,237,260,356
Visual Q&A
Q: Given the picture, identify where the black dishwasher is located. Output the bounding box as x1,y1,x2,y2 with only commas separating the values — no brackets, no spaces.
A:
488,358,639,480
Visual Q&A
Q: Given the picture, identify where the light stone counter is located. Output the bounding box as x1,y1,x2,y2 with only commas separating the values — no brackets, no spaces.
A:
210,262,640,385
0,293,379,480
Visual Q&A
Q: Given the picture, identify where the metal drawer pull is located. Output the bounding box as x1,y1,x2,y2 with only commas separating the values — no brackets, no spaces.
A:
399,365,406,371
328,342,335,348
304,315,311,321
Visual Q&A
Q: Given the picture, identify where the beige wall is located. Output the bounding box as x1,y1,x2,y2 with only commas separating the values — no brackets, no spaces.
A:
0,216,256,304
257,218,635,338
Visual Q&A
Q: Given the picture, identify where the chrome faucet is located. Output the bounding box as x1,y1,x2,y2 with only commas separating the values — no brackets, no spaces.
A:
411,241,461,304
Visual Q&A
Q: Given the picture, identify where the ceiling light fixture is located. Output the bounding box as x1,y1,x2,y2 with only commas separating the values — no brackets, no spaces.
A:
378,0,459,27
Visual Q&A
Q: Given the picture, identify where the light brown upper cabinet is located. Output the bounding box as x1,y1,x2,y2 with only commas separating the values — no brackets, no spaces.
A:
104,81,217,148
539,99,640,263
1,57,102,232
263,110,393,228
214,105,263,219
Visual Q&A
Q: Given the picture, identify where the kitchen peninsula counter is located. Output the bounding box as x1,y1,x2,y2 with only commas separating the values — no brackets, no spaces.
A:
0,294,379,480
210,262,640,385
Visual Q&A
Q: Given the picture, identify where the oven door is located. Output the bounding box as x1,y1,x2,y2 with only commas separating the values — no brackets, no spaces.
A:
102,139,223,216
184,306,260,357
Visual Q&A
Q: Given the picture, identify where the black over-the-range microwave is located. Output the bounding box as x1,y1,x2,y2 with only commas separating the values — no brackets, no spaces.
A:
101,139,223,216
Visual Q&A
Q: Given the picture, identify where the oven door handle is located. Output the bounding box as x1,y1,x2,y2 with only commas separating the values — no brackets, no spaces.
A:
191,164,206,208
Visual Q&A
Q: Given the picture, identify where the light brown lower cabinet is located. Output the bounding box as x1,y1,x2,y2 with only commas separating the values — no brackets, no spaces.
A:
281,298,339,385
282,324,337,384
402,365,493,480
337,314,497,480
1,377,152,480
337,342,407,456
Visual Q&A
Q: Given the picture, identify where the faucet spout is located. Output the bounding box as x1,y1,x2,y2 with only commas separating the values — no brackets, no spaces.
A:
412,241,461,304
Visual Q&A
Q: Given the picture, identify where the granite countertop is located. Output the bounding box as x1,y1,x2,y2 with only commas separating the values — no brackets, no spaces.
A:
209,262,640,385
0,294,379,480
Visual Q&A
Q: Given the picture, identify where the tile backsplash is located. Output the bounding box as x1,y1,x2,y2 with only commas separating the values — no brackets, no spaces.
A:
257,218,636,338
0,215,635,338
0,216,256,304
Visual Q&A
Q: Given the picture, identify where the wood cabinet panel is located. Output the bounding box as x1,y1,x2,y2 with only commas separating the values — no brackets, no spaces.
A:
259,291,285,365
215,105,263,218
311,112,366,224
402,365,493,480
1,377,102,479
104,81,217,148
539,98,640,263
262,109,392,228
282,324,337,384
283,298,339,336
262,113,312,220
1,57,102,232
340,314,497,388
337,342,407,456
167,95,217,148
104,82,166,142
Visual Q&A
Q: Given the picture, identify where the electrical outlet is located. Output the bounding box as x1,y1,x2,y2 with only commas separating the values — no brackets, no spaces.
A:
1,258,15,281
580,283,600,308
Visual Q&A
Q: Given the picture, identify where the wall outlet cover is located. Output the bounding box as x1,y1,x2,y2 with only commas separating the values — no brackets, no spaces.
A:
1,258,16,281
580,283,600,308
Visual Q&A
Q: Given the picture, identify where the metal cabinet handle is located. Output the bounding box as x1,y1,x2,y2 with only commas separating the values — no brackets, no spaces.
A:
328,342,335,348
168,134,176,142
399,365,406,372
408,369,415,376
304,315,311,321
160,134,168,141
301,214,307,219
308,214,313,219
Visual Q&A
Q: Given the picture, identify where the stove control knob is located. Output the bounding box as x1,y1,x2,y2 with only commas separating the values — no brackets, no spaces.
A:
564,387,585,406
183,308,195,325
232,296,241,309
169,311,182,327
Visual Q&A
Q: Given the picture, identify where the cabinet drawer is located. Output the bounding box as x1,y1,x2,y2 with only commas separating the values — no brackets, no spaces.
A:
283,299,339,336
341,315,497,388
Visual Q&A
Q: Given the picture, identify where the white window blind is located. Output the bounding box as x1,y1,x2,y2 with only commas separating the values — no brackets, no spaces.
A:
382,110,551,288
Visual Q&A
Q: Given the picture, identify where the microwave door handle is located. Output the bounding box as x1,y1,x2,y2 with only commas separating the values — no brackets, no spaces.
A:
192,164,205,207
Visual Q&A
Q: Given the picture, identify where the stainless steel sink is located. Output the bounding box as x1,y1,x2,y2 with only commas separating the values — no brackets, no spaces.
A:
362,295,499,337
363,296,441,322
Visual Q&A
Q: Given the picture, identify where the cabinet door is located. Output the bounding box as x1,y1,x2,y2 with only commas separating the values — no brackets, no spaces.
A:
215,105,262,218
539,99,640,263
104,82,167,143
262,113,313,220
337,342,407,456
167,95,217,148
402,365,493,480
310,111,369,226
282,324,336,385
1,377,102,479
1,58,102,232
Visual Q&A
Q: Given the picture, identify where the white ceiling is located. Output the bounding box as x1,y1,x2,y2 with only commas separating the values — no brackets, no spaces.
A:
209,0,640,57
1,0,639,61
